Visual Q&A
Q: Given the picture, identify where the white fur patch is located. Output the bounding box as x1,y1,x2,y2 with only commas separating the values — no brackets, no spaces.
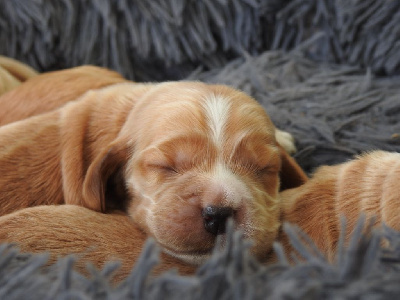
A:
275,128,296,154
202,94,252,208
162,248,211,265
210,162,251,208
202,94,231,148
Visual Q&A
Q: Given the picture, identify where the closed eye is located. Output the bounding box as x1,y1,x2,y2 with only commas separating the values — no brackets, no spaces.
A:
161,165,179,174
153,163,180,175
256,164,279,177
146,162,179,175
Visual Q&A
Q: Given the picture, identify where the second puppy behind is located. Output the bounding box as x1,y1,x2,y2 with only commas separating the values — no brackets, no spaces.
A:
280,150,400,262
0,65,126,126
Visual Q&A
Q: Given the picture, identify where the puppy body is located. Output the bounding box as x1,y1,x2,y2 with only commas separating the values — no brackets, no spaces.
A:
0,80,307,264
0,65,126,126
280,151,400,261
1,151,398,281
0,205,195,281
0,83,150,213
1,131,398,277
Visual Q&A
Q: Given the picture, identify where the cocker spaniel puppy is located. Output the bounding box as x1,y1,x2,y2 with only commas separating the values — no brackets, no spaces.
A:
0,74,307,264
280,151,400,261
1,151,398,275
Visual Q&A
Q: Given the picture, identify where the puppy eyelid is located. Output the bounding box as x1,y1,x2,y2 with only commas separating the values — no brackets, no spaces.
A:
258,162,280,175
151,164,179,175
162,165,179,174
257,165,272,174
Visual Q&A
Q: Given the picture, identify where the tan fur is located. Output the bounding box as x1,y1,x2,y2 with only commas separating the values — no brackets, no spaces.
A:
0,65,126,126
0,205,195,281
1,151,397,280
280,151,400,262
0,56,38,96
0,73,307,264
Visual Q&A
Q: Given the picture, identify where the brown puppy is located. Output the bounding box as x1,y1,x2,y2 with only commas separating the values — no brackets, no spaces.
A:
280,150,400,262
0,205,195,281
0,65,126,126
0,80,307,264
1,151,397,279
0,56,38,96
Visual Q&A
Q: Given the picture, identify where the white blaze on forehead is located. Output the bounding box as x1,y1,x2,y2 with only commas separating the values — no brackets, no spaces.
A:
202,94,252,207
202,94,231,148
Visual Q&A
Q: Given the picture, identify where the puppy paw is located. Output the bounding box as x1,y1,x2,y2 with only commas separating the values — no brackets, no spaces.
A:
275,129,297,155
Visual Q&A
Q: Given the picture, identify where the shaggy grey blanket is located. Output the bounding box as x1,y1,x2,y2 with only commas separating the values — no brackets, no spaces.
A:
0,0,400,299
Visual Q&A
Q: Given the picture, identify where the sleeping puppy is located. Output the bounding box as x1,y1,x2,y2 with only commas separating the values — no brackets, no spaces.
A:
0,205,196,281
0,56,38,96
0,81,307,264
1,152,397,277
0,65,126,126
280,150,400,262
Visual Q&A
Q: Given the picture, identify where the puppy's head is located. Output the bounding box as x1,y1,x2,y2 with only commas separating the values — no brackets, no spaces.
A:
84,82,307,264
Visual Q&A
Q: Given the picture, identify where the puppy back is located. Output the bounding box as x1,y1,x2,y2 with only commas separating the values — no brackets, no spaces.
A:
280,151,400,261
0,65,126,125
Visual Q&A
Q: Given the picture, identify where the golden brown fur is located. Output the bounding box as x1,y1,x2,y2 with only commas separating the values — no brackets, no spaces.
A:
0,65,126,126
0,151,397,279
0,205,195,281
1,151,397,279
0,56,38,96
280,151,400,261
0,76,307,264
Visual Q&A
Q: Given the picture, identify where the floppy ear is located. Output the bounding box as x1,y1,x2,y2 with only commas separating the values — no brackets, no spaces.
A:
278,145,308,191
81,141,130,212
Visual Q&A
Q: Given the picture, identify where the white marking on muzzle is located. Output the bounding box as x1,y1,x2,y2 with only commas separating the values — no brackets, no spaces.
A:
209,162,251,209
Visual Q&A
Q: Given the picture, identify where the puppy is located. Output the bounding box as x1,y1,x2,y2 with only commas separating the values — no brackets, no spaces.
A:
0,65,126,126
0,56,38,96
280,150,400,262
0,205,196,281
0,81,307,264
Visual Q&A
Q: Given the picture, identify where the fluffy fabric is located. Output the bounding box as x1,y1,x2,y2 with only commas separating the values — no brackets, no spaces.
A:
0,0,400,298
1,0,400,80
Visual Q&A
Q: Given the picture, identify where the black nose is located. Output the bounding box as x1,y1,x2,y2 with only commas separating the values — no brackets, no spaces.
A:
202,206,234,235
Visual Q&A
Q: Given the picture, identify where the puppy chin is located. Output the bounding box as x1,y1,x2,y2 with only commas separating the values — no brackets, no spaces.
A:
161,229,232,265
162,248,211,265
